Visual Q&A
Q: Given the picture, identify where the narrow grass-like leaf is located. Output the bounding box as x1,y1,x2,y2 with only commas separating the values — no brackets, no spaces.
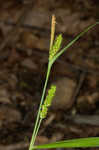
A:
50,22,99,65
33,137,99,149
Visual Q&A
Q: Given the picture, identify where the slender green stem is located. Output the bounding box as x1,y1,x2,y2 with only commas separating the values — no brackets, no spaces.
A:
32,118,42,146
29,21,99,150
29,63,52,150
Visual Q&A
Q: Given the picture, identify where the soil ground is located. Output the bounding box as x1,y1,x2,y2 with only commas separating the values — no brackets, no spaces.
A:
0,0,99,150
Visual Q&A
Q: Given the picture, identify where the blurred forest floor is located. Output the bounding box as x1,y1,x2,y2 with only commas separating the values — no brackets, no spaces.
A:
0,0,99,150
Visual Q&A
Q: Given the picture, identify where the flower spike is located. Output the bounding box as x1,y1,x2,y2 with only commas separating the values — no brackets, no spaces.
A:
49,34,63,60
40,85,56,119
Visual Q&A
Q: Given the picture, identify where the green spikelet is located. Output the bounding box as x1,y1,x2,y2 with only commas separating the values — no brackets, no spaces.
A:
40,105,48,119
40,85,56,119
44,85,56,107
49,34,63,60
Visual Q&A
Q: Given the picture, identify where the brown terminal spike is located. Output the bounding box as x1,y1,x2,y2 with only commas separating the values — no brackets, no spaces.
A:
50,15,56,51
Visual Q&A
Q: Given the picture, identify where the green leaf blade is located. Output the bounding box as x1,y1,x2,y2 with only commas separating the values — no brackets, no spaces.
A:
33,137,99,149
51,22,99,65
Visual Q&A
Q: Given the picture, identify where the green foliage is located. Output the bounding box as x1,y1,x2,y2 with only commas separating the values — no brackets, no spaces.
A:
28,16,99,150
33,137,99,149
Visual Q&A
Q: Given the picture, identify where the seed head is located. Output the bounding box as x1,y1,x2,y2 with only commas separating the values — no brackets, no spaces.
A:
40,85,56,119
49,34,63,60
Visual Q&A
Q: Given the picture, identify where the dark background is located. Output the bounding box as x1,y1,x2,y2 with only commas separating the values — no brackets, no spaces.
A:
0,0,99,150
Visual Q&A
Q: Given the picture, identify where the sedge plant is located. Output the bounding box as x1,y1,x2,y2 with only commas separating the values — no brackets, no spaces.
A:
29,15,99,150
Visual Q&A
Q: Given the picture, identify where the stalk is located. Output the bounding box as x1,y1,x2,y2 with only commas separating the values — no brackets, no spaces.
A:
29,63,52,150
32,118,42,146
